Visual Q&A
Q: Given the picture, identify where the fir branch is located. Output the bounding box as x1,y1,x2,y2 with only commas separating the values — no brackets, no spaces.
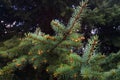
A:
87,38,98,63
49,0,89,52
82,36,99,63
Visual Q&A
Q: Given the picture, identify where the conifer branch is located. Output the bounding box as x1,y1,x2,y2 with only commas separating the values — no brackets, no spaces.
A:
87,39,98,63
49,0,89,52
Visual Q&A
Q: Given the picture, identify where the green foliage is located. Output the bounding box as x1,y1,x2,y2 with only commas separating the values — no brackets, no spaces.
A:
0,0,88,79
54,36,120,80
0,0,120,80
0,0,120,54
82,0,120,48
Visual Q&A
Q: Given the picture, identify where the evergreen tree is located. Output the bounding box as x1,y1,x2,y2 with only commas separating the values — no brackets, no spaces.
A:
0,0,120,80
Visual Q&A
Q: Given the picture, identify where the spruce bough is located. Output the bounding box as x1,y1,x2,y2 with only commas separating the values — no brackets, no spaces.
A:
0,0,120,80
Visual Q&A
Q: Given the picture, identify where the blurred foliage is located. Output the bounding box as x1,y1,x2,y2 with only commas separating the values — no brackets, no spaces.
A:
81,0,120,53
0,0,120,53
0,0,80,40
0,0,120,80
